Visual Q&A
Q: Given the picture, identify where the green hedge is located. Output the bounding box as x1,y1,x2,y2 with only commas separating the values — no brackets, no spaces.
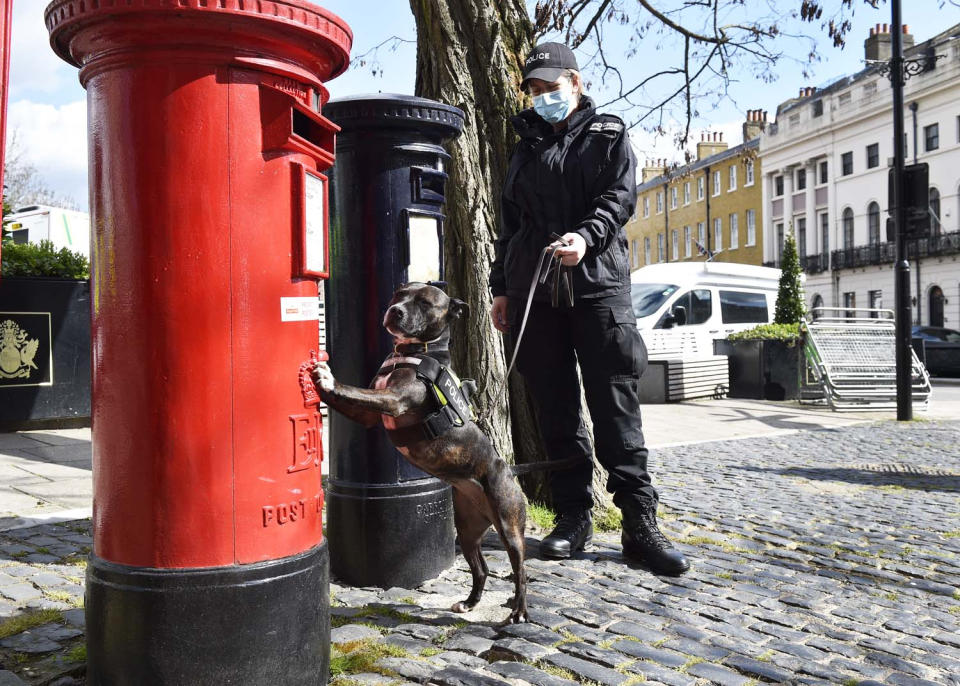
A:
1,240,89,279
727,322,800,342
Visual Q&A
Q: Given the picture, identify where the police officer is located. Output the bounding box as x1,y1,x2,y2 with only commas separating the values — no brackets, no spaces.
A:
489,42,688,575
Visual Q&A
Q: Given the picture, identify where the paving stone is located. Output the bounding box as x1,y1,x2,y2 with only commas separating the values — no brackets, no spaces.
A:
859,636,914,658
485,661,578,686
541,652,627,686
32,623,83,641
884,675,946,686
722,654,794,682
392,623,446,641
606,620,669,643
484,637,553,663
558,641,633,669
609,639,687,668
622,661,697,686
427,665,511,686
660,636,729,661
685,661,753,686
863,651,929,677
434,652,487,668
496,622,564,645
383,634,433,653
442,633,493,655
0,672,28,686
0,630,61,653
0,582,41,603
330,624,382,644
375,657,437,681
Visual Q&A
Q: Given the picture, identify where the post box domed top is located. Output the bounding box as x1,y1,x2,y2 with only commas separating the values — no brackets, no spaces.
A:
324,94,465,141
45,0,352,81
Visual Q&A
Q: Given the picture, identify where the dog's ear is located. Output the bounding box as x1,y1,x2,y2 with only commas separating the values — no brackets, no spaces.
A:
448,298,470,321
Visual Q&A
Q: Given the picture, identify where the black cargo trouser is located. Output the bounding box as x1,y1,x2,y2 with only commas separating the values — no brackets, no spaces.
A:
509,292,658,514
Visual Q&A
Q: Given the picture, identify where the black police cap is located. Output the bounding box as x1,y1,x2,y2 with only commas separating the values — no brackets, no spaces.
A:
521,42,579,90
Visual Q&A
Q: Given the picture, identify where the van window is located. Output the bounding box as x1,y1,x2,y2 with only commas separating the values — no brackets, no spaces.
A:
671,289,712,325
631,283,680,318
720,290,769,324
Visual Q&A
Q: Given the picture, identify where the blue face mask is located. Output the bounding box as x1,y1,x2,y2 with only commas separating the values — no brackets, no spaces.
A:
533,85,577,124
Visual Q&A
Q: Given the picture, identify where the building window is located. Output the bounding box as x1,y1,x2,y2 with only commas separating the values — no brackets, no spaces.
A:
789,113,800,127
656,192,664,213
838,92,852,107
957,115,960,144
842,207,854,249
644,237,651,265
671,229,679,260
714,217,723,252
796,217,806,257
643,196,650,218
697,222,706,251
820,212,830,254
924,123,939,152
812,99,823,117
796,168,806,191
684,182,691,205
746,209,756,246
684,226,692,257
776,222,784,262
671,187,678,210
868,289,883,317
863,81,877,97
841,151,853,176
729,213,739,249
866,143,879,169
930,187,941,235
631,239,639,268
745,160,755,186
843,291,856,319
697,176,705,200
818,160,828,185
774,175,784,196
728,165,737,191
713,170,721,196
657,233,665,262
867,202,881,245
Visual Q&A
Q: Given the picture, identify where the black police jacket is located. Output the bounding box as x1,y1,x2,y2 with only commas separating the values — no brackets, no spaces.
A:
490,95,637,301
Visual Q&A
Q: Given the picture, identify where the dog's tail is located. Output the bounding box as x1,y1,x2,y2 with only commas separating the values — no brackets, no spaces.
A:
510,455,586,476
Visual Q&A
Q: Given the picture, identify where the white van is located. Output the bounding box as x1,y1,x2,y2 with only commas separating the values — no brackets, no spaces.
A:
631,262,783,359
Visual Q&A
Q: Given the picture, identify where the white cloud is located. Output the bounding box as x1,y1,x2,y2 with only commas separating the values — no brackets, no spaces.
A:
7,99,88,209
9,0,80,100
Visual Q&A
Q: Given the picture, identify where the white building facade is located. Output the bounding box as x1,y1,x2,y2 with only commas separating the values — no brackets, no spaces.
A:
759,23,960,329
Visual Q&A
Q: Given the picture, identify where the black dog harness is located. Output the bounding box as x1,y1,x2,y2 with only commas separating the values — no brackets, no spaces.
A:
376,352,477,446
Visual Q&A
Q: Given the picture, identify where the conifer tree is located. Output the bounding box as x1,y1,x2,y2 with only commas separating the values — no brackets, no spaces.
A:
774,228,806,325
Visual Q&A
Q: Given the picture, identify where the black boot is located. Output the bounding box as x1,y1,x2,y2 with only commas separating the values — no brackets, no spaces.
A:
540,510,592,559
621,504,689,576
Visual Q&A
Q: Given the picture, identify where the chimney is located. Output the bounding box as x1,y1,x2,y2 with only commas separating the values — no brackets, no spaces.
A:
742,108,767,142
641,157,667,182
696,131,729,160
865,22,912,62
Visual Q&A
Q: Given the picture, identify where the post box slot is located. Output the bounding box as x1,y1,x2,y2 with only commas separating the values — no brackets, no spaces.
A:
291,106,336,156
411,167,448,205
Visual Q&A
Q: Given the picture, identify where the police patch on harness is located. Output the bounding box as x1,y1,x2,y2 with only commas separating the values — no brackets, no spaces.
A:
588,121,623,134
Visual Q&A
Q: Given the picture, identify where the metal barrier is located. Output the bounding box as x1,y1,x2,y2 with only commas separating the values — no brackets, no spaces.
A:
800,307,931,411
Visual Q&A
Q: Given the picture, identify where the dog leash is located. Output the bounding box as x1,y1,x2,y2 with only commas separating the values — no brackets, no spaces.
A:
478,238,571,425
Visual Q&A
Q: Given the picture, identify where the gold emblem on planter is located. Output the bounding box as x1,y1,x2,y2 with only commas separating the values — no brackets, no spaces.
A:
0,319,40,379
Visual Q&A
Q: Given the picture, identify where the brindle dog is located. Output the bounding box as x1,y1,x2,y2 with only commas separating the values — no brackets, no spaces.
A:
313,282,547,624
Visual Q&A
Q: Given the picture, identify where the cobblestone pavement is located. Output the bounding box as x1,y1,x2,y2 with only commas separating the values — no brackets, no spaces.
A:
0,420,958,685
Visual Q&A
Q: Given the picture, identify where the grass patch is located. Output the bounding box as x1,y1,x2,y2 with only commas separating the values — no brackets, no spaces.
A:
677,656,705,673
67,643,87,663
842,679,860,686
715,572,733,580
952,590,960,602
420,647,441,657
943,530,960,539
329,638,408,678
677,535,752,555
947,605,960,615
0,609,64,639
527,502,556,531
550,629,580,648
43,589,83,608
593,506,622,533
10,551,28,560
756,650,774,662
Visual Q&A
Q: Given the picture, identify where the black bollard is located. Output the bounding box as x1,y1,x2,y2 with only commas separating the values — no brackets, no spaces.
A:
324,95,465,588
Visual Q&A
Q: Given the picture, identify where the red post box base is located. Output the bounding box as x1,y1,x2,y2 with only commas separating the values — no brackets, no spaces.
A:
84,544,329,685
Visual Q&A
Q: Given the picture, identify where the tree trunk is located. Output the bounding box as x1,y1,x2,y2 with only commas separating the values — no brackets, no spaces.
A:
409,0,613,513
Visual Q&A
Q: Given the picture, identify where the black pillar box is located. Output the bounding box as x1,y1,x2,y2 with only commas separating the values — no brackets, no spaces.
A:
0,277,91,430
324,94,465,588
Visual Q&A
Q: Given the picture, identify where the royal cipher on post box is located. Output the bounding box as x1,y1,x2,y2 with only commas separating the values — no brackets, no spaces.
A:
46,1,351,684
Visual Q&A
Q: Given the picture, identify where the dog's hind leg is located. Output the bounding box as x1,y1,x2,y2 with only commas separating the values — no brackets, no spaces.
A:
450,488,491,614
486,464,529,624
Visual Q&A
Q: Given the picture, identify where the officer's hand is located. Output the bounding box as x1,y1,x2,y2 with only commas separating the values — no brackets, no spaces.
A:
491,296,510,333
554,233,587,266
312,361,335,392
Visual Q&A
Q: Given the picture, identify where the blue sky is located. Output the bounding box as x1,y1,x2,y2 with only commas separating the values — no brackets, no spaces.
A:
7,0,959,212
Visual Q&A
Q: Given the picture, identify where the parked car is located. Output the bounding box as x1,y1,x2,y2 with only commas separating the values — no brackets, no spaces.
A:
912,326,960,377
630,262,783,359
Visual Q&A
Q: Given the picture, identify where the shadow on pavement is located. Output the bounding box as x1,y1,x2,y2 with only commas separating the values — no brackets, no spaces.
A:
734,463,960,492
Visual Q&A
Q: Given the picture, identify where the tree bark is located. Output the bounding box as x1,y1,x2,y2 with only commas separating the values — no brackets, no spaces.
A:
409,0,613,513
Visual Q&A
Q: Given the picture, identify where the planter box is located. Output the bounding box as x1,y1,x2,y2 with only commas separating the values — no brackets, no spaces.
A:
713,338,800,400
0,277,91,429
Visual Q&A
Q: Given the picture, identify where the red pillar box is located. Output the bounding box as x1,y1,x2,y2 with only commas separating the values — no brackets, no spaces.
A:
45,2,350,683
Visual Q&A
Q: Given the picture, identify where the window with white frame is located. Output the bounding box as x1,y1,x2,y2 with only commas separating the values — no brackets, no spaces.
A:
713,170,721,196
714,217,723,251
671,187,678,210
643,196,650,218
656,192,664,213
684,182,690,205
631,239,639,267
671,229,679,260
745,160,754,186
644,237,651,265
728,165,737,191
697,222,706,251
746,209,756,246
697,176,705,200
729,213,739,249
657,234,665,262
684,226,692,257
